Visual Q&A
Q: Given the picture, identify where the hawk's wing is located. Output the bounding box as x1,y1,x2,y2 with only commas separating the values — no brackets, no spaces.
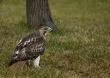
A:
11,31,45,62
15,31,45,52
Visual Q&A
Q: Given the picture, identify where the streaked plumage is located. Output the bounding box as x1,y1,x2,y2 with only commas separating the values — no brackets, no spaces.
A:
9,26,52,67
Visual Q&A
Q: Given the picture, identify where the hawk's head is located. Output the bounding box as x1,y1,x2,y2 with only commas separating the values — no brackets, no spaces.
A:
39,26,52,36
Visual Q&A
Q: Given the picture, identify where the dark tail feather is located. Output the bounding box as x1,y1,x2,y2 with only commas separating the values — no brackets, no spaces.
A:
8,59,18,66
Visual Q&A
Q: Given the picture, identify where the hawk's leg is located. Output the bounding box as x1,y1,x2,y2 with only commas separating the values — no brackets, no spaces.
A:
26,60,31,67
33,56,40,68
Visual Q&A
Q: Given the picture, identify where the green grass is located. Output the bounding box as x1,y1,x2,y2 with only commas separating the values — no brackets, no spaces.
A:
0,0,110,78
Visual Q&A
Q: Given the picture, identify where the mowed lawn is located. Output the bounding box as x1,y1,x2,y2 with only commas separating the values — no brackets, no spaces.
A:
0,0,110,78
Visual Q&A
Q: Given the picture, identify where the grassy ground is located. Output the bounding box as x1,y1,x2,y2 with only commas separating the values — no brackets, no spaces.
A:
0,0,110,78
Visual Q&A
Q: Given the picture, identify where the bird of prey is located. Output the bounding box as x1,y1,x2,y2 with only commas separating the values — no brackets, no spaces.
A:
9,26,52,68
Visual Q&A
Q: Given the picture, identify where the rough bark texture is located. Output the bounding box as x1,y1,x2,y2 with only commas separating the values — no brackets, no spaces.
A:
26,0,57,30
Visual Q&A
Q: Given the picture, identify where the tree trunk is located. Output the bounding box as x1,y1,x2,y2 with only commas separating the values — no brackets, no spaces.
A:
26,0,57,30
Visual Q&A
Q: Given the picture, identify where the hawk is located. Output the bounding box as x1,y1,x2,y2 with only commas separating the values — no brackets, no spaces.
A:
9,26,52,68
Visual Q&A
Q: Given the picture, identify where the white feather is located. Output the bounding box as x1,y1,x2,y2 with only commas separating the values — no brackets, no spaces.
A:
33,56,40,68
24,39,31,45
15,51,19,54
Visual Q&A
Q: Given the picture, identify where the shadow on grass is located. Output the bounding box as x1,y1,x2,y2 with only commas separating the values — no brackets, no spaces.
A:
0,0,3,4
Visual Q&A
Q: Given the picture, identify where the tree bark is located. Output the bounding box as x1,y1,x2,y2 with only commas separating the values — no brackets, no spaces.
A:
26,0,57,31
